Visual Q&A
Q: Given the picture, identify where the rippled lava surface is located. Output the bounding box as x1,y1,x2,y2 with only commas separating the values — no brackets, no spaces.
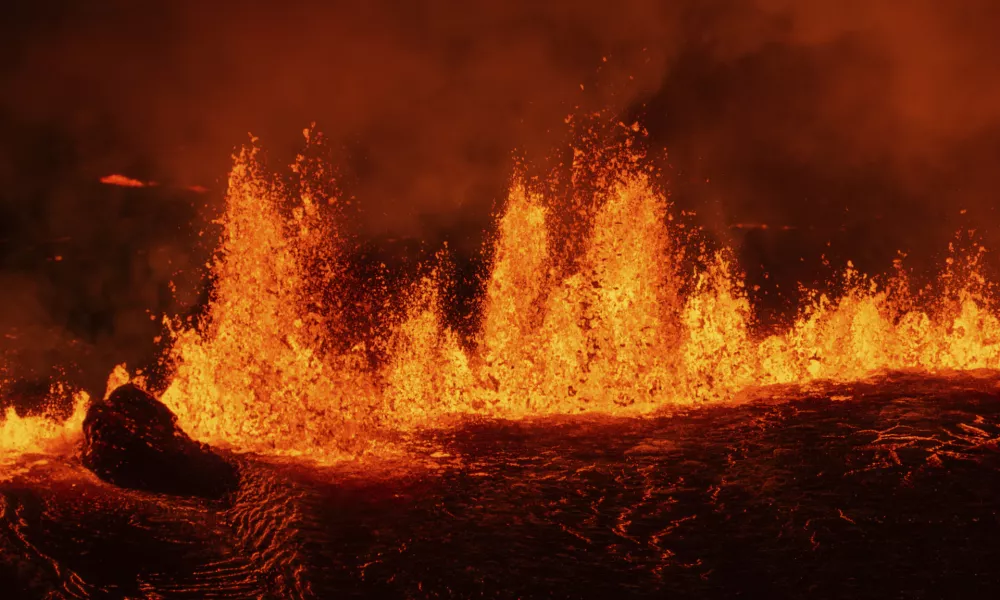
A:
3,372,1000,599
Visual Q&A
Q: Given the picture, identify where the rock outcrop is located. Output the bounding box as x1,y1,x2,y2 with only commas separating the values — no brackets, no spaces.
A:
81,384,238,498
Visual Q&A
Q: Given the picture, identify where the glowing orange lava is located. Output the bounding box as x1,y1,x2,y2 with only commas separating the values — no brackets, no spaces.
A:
159,143,379,458
0,382,89,474
6,129,1000,462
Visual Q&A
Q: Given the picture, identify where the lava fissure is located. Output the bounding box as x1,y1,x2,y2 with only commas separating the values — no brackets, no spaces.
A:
5,133,1000,462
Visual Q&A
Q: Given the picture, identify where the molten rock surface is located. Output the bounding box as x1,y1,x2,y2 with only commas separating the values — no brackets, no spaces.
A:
81,384,237,498
3,373,999,598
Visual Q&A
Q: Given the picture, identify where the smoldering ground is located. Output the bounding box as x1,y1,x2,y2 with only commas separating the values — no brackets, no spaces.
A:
2,0,1000,400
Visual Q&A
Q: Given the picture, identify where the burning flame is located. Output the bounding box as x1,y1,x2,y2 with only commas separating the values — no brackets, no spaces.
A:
6,128,1000,463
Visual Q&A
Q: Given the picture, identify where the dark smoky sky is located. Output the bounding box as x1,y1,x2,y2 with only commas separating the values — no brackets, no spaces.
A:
3,0,1000,393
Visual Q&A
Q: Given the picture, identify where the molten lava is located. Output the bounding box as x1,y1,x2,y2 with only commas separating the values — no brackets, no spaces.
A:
6,129,1000,463
160,145,378,457
0,384,88,476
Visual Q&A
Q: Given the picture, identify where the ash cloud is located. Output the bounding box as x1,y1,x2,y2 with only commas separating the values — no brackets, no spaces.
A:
2,0,1000,392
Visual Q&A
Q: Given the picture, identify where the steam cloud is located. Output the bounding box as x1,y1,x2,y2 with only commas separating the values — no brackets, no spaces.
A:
2,0,1000,397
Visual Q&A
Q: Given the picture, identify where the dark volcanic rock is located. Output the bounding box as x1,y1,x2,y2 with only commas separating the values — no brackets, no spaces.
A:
81,384,238,498
5,373,1000,598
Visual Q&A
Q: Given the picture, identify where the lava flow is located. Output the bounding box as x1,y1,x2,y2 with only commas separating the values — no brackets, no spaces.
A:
4,129,1000,462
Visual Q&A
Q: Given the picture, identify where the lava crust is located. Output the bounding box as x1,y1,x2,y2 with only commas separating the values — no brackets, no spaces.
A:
81,384,238,499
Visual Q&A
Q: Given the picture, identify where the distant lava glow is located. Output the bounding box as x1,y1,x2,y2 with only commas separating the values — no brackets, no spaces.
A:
5,128,1000,462
99,174,207,193
100,174,151,187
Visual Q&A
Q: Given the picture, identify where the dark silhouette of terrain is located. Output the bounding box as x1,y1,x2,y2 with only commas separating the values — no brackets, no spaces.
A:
2,372,999,598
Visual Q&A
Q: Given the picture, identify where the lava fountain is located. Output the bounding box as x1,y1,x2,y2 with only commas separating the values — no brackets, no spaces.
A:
3,128,1000,461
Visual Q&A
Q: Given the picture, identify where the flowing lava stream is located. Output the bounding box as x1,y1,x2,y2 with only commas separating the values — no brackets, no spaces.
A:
3,127,1000,463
